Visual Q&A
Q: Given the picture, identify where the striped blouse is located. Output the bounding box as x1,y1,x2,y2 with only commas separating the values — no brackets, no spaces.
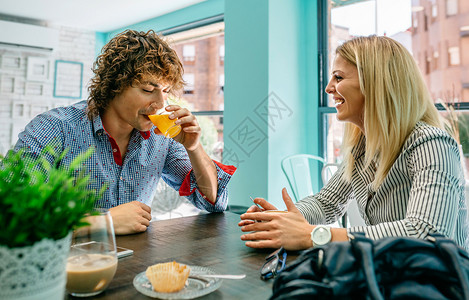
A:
296,122,469,249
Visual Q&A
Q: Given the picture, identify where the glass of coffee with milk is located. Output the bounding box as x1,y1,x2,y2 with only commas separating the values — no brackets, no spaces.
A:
66,211,117,297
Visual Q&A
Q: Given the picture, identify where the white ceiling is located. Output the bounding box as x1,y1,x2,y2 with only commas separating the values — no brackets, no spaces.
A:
0,0,206,32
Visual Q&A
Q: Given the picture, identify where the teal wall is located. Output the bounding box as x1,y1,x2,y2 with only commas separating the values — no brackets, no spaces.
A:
266,0,320,207
224,0,320,209
224,0,270,206
99,0,321,209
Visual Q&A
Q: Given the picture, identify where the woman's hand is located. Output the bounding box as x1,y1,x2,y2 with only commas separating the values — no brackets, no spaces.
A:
154,105,201,151
238,188,314,250
237,197,278,226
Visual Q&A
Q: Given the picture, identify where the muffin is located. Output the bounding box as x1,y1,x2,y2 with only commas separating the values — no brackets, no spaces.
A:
146,261,190,293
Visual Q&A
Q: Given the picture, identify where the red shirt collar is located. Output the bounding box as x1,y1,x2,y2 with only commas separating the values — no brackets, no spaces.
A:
139,131,151,140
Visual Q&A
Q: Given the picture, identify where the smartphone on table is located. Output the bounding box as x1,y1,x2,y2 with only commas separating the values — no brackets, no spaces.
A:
116,246,133,258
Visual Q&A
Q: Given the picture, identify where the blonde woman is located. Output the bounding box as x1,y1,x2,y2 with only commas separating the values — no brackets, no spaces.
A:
238,35,468,250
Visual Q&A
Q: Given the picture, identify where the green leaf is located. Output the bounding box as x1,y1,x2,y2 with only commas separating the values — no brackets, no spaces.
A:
0,146,105,248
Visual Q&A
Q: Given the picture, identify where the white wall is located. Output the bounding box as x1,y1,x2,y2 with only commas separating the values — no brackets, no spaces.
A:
0,21,96,154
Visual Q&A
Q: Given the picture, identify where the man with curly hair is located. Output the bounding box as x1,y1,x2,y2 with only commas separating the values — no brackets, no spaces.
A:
14,29,236,235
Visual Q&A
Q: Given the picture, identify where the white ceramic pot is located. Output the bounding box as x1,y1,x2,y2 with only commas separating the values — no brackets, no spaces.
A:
0,232,72,300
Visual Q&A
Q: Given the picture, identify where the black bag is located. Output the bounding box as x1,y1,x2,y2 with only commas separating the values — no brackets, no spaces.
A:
270,233,469,300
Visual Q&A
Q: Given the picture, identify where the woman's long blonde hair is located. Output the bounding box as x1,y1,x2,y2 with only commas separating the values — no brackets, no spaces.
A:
338,35,443,189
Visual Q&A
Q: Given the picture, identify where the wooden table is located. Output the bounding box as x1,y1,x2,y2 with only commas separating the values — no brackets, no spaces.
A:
66,212,299,299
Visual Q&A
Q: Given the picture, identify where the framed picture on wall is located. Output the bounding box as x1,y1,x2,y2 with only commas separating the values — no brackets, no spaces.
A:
0,75,16,94
12,101,27,118
30,104,50,118
1,55,21,69
25,82,45,96
53,60,83,99
26,57,50,82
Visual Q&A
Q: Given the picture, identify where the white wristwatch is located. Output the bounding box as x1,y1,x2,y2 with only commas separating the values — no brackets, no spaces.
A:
311,225,332,247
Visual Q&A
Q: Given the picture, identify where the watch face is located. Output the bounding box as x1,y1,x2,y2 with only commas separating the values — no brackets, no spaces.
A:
313,227,331,245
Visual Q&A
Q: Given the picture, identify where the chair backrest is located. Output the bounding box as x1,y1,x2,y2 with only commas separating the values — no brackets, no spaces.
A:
281,154,326,202
321,163,340,185
151,180,186,220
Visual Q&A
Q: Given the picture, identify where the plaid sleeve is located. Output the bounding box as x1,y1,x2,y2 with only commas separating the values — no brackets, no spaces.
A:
161,140,236,212
179,160,236,212
13,111,65,164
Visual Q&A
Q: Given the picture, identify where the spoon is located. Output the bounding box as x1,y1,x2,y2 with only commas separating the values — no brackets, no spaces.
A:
190,273,246,280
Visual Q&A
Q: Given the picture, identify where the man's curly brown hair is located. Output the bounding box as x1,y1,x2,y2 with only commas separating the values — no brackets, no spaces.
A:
87,29,184,120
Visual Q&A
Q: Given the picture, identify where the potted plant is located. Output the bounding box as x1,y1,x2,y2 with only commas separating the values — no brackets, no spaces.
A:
439,96,469,179
0,146,103,300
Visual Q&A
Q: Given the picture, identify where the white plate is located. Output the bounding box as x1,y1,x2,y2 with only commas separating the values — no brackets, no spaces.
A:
133,265,223,299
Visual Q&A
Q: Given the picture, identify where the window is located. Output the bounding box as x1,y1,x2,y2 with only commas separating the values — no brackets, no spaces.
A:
448,46,460,66
183,73,195,94
431,1,438,21
182,45,195,64
219,45,225,64
461,26,469,37
425,51,431,74
162,18,225,161
323,0,469,168
412,13,418,32
446,0,458,16
218,74,224,94
432,49,439,70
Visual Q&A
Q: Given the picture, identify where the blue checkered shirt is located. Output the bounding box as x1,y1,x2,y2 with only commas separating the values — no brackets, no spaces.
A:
14,101,235,211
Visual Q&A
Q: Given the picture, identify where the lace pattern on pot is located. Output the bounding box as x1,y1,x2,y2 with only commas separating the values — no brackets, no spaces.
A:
0,233,71,298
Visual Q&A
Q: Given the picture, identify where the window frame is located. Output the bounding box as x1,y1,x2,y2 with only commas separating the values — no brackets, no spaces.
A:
318,0,469,165
318,0,335,161
446,0,458,17
158,14,225,118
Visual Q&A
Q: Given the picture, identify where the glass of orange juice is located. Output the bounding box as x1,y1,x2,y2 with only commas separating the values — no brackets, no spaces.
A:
148,107,182,138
